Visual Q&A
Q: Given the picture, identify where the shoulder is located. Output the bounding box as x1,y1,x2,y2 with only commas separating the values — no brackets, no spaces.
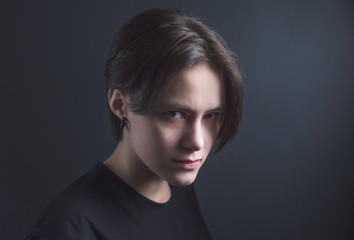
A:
26,163,123,239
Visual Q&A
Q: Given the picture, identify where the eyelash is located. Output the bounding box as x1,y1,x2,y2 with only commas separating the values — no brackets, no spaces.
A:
165,111,220,119
204,112,219,119
166,111,185,119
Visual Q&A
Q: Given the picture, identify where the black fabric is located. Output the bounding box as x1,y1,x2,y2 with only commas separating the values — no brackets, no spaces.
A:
26,163,212,240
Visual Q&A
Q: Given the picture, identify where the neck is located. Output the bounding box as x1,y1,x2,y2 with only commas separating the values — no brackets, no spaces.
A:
103,142,171,204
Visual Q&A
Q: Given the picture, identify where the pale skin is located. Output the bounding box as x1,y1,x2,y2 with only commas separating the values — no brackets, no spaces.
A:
104,64,225,203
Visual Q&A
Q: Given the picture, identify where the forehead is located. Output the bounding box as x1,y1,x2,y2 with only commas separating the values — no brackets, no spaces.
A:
156,64,225,111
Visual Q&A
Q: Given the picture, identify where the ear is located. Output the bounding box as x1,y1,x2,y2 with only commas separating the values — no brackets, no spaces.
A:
108,88,128,119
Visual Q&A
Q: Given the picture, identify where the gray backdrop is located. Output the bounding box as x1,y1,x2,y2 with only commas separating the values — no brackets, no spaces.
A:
2,0,353,239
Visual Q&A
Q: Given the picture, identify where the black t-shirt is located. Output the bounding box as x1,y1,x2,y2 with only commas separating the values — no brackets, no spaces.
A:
26,163,212,239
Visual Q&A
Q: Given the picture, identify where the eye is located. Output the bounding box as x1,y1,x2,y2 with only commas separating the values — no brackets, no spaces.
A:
204,112,219,119
166,111,185,119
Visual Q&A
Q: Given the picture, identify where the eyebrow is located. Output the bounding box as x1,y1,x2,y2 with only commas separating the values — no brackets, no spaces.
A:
154,103,225,112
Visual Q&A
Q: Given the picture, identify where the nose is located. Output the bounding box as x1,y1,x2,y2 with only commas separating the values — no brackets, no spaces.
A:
181,121,205,151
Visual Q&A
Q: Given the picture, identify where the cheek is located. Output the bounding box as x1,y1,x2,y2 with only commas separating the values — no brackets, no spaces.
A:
203,132,215,151
153,124,182,152
130,118,182,157
204,123,221,147
128,117,154,156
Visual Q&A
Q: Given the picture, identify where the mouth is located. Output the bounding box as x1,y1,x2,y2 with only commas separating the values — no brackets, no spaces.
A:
172,159,202,170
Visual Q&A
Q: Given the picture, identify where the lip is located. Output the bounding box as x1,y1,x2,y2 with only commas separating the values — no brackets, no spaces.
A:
172,159,202,170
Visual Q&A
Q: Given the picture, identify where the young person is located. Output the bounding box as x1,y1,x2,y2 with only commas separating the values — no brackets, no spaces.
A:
26,8,243,239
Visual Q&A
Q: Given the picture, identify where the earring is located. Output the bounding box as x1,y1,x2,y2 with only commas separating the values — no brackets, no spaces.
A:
119,117,127,131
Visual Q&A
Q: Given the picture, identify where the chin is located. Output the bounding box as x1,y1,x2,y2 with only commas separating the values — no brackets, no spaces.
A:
167,171,199,187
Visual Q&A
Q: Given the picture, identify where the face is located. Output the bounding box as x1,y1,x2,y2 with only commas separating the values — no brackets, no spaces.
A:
124,64,225,186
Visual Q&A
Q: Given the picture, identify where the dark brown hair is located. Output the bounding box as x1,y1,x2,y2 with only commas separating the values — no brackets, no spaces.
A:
105,8,243,153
